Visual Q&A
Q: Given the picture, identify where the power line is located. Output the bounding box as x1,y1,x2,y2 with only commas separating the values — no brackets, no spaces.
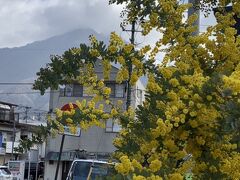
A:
0,91,50,95
0,82,34,85
2,48,69,51
0,90,60,95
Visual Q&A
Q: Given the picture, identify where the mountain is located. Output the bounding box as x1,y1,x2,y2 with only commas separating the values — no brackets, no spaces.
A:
0,28,108,82
0,29,108,110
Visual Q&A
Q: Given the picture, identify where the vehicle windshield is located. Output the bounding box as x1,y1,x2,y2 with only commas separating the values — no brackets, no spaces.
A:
0,168,11,175
70,161,114,180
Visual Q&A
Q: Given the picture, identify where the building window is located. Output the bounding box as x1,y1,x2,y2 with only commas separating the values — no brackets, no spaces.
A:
82,86,88,97
60,84,83,97
0,109,10,121
59,83,125,98
83,86,95,97
105,83,115,98
59,84,72,97
20,135,28,140
106,119,121,133
6,132,13,142
115,84,125,98
105,82,125,98
72,84,83,97
0,110,5,120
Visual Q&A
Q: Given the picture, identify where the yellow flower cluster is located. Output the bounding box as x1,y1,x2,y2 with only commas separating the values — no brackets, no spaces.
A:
133,175,146,180
109,32,124,47
115,156,133,175
116,68,129,83
56,108,63,118
147,74,163,94
132,57,143,69
103,87,111,96
133,174,163,180
89,49,100,57
132,159,143,171
130,71,139,86
151,118,171,138
140,140,159,154
223,64,240,94
169,173,183,180
220,153,240,179
102,59,111,80
108,45,118,54
149,159,162,172
117,56,125,65
123,44,134,54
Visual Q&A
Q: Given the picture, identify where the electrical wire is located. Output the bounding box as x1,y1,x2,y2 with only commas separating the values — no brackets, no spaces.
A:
1,48,69,51
0,91,47,95
0,90,59,95
0,82,34,85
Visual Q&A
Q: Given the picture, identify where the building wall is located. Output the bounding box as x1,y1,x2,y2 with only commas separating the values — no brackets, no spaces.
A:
0,122,46,165
45,61,145,179
47,126,116,153
131,79,146,108
0,124,20,165
44,161,62,180
47,62,125,153
0,155,11,165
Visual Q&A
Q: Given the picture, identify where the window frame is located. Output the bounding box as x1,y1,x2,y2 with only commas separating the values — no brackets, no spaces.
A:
59,84,83,97
115,84,125,98
72,84,83,97
59,82,126,98
105,118,121,133
105,82,115,98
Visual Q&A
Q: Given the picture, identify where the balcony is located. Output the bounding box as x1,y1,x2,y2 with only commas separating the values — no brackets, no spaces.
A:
6,141,20,154
0,147,6,155
0,110,19,123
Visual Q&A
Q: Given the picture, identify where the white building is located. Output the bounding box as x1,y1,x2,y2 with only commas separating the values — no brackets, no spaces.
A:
0,101,46,165
44,61,145,180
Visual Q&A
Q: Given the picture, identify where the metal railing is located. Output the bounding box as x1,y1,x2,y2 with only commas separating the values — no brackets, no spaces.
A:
0,111,19,123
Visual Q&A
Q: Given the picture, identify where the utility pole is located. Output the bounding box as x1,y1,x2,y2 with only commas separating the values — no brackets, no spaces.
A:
188,0,200,35
10,106,16,160
125,20,136,110
35,145,39,180
27,152,31,180
54,134,65,180
24,106,31,123
54,104,76,180
122,0,142,110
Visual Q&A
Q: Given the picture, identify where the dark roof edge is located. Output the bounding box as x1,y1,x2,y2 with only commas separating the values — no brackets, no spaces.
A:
0,101,18,107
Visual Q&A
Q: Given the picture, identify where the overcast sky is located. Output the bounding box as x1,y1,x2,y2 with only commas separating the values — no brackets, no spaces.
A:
0,0,124,48
0,0,216,48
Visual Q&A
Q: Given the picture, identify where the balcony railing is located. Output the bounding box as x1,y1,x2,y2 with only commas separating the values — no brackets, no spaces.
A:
0,147,6,155
0,111,19,123
6,141,20,154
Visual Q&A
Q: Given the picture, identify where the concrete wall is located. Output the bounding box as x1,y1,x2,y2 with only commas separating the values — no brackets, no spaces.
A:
0,123,46,166
44,161,62,180
0,155,11,165
47,126,116,153
45,61,145,179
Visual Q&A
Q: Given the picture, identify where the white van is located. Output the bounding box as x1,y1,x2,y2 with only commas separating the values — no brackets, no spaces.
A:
66,159,115,180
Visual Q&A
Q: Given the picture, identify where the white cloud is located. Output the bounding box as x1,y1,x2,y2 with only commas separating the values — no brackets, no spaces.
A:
0,0,123,48
0,0,218,48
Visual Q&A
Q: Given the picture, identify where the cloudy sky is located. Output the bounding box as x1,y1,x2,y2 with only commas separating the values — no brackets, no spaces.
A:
0,0,216,48
0,0,124,48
